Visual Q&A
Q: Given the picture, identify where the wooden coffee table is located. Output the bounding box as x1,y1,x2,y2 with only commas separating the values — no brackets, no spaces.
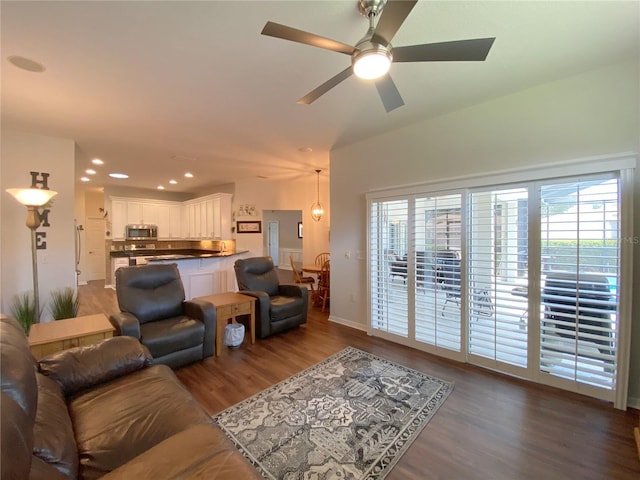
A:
28,313,115,360
194,292,256,356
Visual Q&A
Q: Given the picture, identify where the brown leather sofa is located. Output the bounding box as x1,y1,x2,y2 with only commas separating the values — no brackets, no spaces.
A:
0,315,260,480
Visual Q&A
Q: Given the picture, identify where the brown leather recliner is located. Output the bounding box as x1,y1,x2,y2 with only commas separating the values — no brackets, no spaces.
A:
234,256,308,338
110,263,216,368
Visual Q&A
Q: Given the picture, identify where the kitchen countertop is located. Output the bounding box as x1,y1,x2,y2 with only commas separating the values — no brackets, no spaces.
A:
110,249,247,261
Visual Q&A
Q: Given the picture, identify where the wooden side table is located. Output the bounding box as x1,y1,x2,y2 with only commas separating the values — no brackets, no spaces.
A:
194,292,256,357
28,314,115,360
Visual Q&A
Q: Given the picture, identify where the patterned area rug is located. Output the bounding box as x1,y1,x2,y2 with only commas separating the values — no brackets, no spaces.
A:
213,347,453,480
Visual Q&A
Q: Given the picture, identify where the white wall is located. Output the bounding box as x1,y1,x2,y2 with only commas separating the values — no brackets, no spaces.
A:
330,60,640,398
234,176,330,266
1,130,77,322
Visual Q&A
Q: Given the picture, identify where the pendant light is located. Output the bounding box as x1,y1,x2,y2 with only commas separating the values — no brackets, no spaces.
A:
311,169,324,222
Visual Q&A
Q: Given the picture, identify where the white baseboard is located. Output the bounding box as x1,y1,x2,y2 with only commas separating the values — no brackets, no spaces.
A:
328,315,367,331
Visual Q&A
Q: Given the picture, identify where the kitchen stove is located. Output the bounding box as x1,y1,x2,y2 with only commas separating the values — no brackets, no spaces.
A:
125,244,156,265
124,243,156,251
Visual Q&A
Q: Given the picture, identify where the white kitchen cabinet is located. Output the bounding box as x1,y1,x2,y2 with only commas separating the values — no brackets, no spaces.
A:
168,204,182,238
194,202,203,239
112,257,130,286
183,202,199,240
111,200,128,240
157,204,182,239
211,196,221,239
187,194,232,240
203,199,214,238
181,204,190,239
126,202,143,224
142,203,159,225
127,201,159,225
110,193,232,241
215,194,232,239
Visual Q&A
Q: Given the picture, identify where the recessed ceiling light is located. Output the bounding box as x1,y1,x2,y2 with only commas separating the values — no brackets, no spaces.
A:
157,185,165,190
80,177,90,182
184,172,193,178
8,55,45,73
109,173,129,179
85,169,96,175
91,158,104,165
169,179,177,185
299,147,313,153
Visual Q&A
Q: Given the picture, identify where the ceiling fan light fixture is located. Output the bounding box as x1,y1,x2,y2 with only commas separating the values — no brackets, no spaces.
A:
353,45,392,80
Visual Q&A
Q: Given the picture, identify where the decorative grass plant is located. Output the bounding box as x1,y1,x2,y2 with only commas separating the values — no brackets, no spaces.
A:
50,287,80,320
10,292,38,334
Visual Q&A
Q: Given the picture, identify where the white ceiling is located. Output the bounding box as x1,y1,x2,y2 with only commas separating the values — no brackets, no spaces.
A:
2,1,638,194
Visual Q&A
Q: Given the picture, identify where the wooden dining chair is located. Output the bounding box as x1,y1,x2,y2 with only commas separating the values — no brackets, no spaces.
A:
316,260,330,313
290,256,315,300
314,252,330,269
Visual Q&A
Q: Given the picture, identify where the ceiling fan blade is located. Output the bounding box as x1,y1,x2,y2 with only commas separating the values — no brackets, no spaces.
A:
374,74,404,113
262,21,355,55
393,37,496,63
297,66,353,105
372,0,418,46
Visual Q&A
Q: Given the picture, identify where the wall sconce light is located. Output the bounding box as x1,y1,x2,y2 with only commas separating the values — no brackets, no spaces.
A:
311,169,324,222
6,187,58,321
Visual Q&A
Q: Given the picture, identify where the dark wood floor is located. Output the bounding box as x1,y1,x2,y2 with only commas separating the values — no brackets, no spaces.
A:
78,279,640,480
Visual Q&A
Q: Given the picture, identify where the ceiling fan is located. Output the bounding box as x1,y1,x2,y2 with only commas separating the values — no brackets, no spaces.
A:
261,0,495,112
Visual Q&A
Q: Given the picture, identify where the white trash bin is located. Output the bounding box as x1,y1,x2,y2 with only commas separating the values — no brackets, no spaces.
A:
223,323,245,348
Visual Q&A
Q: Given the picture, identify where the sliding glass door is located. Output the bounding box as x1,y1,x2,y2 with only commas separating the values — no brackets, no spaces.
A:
538,177,619,391
370,199,409,337
414,194,463,353
468,187,529,374
368,168,630,404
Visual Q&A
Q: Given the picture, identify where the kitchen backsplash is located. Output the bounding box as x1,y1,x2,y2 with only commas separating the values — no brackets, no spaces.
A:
109,239,235,252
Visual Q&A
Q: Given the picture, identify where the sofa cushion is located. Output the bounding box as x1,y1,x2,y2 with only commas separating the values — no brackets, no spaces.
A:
33,373,78,479
1,393,34,480
100,424,261,480
68,364,212,480
38,336,153,395
1,315,38,480
0,315,38,421
140,315,205,358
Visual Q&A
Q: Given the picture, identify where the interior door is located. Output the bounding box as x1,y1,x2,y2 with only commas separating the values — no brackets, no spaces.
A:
268,221,279,265
85,218,106,281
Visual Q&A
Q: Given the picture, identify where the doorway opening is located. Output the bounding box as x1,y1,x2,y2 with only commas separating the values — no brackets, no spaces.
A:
262,210,303,269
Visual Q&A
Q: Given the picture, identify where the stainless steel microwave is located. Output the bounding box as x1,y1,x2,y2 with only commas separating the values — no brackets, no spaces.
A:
125,224,158,241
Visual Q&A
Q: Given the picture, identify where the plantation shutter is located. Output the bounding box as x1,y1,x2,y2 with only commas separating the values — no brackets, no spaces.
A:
414,194,462,352
367,156,632,407
468,188,529,369
539,178,619,389
370,199,409,337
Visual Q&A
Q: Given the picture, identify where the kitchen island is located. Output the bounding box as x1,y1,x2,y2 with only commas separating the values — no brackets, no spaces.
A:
109,249,250,298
